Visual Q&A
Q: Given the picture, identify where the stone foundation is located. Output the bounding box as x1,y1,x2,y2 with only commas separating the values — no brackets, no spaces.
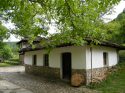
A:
25,65,110,85
25,65,60,79
72,69,86,75
72,68,109,84
86,67,109,84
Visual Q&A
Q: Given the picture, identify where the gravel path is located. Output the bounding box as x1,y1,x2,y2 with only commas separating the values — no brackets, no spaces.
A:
0,66,101,93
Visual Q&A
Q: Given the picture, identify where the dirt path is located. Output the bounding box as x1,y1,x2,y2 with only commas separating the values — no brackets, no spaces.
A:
0,66,101,93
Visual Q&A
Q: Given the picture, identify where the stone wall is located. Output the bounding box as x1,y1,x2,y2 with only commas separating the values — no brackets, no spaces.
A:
25,64,110,85
86,67,109,84
25,64,60,79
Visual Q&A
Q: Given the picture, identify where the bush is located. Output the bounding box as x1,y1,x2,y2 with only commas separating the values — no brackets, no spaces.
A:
4,61,20,65
0,42,13,60
119,51,125,63
9,58,19,62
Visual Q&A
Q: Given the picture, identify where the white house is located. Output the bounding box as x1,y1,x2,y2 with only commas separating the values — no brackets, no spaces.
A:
17,37,125,84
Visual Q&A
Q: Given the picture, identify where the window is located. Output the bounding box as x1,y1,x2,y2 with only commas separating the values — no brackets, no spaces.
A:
32,55,37,65
103,52,108,66
43,54,49,66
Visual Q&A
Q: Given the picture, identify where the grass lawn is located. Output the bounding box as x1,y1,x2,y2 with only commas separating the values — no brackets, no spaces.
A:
0,62,18,67
89,62,125,93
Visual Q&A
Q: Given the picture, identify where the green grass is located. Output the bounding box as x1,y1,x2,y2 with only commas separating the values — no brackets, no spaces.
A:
0,63,14,67
0,61,20,67
88,62,125,93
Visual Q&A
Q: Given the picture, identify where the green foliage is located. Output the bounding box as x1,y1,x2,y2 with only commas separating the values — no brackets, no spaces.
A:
0,0,120,46
9,58,19,62
0,63,13,67
0,42,13,60
0,22,12,61
0,23,9,41
119,50,125,57
106,11,125,44
2,45,13,59
6,42,17,49
0,62,19,67
5,42,19,58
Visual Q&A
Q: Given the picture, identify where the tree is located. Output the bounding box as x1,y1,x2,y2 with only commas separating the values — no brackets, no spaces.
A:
106,10,125,44
104,21,121,42
0,0,121,45
0,22,12,61
0,22,9,41
0,42,13,61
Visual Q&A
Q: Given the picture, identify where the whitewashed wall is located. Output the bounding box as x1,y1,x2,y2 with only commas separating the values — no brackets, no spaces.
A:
86,45,118,69
24,50,48,66
24,45,118,70
49,46,86,69
24,46,86,69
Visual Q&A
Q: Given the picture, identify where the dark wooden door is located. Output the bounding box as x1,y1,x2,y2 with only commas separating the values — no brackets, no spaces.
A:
62,52,71,80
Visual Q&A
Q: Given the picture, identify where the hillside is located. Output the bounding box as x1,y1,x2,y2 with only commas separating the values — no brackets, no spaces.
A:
106,8,125,44
115,8,125,21
5,42,19,57
5,42,18,49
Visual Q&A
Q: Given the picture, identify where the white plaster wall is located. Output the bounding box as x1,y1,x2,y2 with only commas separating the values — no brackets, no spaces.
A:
24,46,86,69
24,53,32,65
86,45,118,69
24,45,118,70
108,50,118,66
49,46,86,69
24,50,48,66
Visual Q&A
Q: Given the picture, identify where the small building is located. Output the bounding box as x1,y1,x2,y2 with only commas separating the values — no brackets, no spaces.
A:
17,36,43,64
18,38,125,84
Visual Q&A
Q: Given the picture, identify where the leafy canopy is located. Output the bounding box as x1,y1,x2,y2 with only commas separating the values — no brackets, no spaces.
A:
0,22,9,41
0,0,120,45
